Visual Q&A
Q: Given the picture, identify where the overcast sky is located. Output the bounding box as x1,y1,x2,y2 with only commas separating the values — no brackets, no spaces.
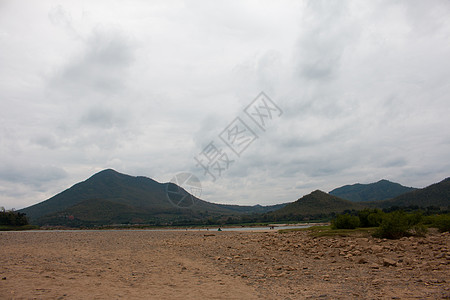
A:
1,0,450,209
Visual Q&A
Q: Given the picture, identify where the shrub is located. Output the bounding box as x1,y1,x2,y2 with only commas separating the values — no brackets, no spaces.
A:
0,211,29,226
332,213,360,229
367,210,385,227
373,211,427,239
358,209,384,227
427,214,450,232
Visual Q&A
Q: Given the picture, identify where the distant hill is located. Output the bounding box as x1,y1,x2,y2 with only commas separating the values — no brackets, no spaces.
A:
270,190,364,218
330,179,417,202
20,169,285,226
367,177,450,209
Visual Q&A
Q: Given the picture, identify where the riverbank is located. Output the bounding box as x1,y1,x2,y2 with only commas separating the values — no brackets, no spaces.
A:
1,229,449,299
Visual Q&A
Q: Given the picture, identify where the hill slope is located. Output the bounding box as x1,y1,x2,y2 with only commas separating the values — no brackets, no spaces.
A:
271,190,364,217
329,179,417,202
367,177,450,209
20,169,285,226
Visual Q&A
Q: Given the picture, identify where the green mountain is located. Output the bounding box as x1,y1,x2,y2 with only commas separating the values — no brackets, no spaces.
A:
329,179,416,202
366,177,450,209
271,190,364,217
20,169,285,226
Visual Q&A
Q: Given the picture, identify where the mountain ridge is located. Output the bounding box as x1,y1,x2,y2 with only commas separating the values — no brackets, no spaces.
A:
365,177,450,209
19,169,286,226
329,179,417,202
270,190,364,218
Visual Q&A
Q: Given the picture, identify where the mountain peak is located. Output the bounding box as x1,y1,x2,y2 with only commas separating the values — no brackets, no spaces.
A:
87,169,131,182
92,169,121,177
329,179,417,202
377,179,390,183
271,189,362,217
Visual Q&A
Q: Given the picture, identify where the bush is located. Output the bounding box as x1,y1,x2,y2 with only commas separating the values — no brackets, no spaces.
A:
373,211,427,239
367,210,385,227
0,211,29,226
358,209,384,227
332,213,360,229
426,214,450,232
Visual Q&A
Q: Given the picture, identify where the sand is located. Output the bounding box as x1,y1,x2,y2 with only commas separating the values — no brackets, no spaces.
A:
1,229,449,299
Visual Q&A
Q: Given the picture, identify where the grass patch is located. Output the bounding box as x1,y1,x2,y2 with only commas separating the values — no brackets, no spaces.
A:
278,225,331,234
311,227,377,237
0,225,40,231
280,225,376,237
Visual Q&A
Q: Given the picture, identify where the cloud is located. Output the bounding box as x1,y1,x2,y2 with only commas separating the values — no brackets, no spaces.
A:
51,27,135,97
0,0,449,209
0,162,67,187
295,1,358,81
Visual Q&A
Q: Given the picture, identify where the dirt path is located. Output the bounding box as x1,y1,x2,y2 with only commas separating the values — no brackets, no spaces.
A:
1,230,449,299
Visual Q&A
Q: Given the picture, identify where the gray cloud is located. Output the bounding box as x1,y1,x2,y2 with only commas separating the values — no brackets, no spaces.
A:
0,0,449,209
51,27,135,97
0,163,67,187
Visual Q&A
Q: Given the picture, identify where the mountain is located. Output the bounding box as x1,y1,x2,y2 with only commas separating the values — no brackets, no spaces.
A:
329,179,417,202
20,169,285,226
367,177,450,209
270,190,364,217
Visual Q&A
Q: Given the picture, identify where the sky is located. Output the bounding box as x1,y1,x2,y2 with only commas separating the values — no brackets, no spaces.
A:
1,0,450,210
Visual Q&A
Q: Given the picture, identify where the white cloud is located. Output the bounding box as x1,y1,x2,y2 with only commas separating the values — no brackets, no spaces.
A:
0,0,449,209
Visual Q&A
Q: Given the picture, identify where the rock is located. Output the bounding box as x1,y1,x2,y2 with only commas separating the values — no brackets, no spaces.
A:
358,258,368,264
284,266,297,271
371,279,383,285
383,258,397,267
372,245,384,253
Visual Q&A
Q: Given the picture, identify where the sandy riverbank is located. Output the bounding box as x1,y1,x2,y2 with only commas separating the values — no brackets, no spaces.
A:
1,230,449,299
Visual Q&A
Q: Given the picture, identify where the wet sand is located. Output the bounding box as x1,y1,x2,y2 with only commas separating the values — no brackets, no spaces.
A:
1,230,449,299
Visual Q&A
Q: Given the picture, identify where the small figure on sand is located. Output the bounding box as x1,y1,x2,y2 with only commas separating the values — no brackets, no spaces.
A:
218,228,222,231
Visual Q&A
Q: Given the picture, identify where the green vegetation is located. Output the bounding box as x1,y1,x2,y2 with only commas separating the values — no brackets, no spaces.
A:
16,169,450,228
278,224,331,234
270,190,363,221
280,224,376,237
424,214,450,232
367,177,450,209
0,224,39,231
358,209,385,227
331,213,360,229
311,227,376,238
19,169,286,227
330,179,416,202
0,209,29,226
331,209,431,239
373,211,427,239
0,209,38,230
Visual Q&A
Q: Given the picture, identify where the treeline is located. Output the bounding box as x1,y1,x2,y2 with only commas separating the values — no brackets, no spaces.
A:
0,210,29,226
164,205,450,227
332,208,450,239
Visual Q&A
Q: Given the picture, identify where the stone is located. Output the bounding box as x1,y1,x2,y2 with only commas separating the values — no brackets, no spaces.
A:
372,245,384,253
383,258,397,267
358,258,368,264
